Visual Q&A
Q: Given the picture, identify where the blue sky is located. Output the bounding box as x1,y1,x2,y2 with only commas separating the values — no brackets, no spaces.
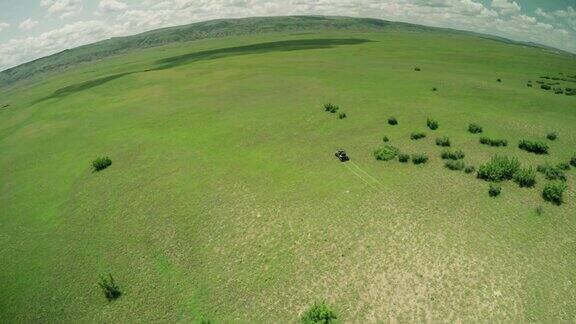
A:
0,0,575,71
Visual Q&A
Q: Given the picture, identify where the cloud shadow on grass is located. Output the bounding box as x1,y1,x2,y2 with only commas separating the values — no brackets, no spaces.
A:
37,38,373,102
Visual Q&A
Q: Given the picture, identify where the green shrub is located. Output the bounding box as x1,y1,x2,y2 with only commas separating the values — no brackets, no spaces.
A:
497,78,502,82
432,87,438,91
374,145,399,161
542,181,568,205
479,136,507,147
538,164,567,181
464,165,475,174
435,136,450,147
535,205,544,215
445,160,465,171
98,274,122,301
468,123,483,134
410,132,426,140
557,162,570,171
427,118,439,130
518,140,549,154
301,301,337,324
571,155,576,167
382,136,389,142
513,167,536,188
477,155,520,182
489,184,501,197
546,132,558,141
412,153,429,165
440,149,465,160
92,157,112,172
388,117,398,125
541,84,551,90
338,112,347,119
323,103,339,113
414,67,421,71
398,154,410,163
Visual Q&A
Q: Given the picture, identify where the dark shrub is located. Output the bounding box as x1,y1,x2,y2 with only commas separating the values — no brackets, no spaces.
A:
518,140,549,154
440,149,465,160
410,132,426,140
382,136,389,142
513,167,536,188
398,154,410,163
432,87,438,91
435,136,450,147
546,132,558,141
323,103,339,113
541,84,551,90
374,145,399,161
527,83,533,87
542,181,568,205
542,165,567,181
489,184,501,197
464,165,475,174
414,67,421,71
388,117,398,125
557,162,570,171
571,155,576,167
427,118,439,130
477,155,520,182
479,137,507,147
92,157,112,172
412,153,429,165
497,78,502,82
98,274,121,301
468,123,483,134
301,301,337,324
338,112,347,119
445,160,465,171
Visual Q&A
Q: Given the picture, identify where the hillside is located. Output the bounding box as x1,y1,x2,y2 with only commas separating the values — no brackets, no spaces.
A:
0,15,571,89
1,16,576,323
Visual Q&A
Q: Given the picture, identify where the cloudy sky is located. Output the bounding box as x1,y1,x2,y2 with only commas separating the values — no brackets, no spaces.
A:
0,0,575,71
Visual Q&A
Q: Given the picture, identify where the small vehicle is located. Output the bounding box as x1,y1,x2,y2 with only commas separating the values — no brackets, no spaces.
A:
335,150,350,162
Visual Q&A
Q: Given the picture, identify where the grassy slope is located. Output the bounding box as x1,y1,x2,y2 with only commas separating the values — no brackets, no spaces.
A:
1,28,575,322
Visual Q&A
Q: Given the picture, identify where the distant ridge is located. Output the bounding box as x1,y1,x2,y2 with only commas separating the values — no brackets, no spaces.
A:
1,15,572,88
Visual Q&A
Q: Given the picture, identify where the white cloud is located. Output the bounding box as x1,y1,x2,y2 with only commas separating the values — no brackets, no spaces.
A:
40,0,82,18
535,8,553,20
2,0,576,72
0,22,9,32
99,0,128,13
490,0,521,15
19,18,38,31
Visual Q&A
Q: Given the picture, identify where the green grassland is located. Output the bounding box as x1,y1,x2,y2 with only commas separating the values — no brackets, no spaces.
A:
1,17,576,322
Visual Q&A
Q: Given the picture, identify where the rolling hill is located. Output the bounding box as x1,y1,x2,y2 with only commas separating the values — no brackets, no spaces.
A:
1,15,575,323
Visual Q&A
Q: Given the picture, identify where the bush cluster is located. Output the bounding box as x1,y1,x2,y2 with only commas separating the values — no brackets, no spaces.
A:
410,132,426,140
557,162,570,171
464,165,475,174
513,167,536,188
546,132,558,141
542,181,568,205
537,163,567,181
374,145,399,161
477,155,520,182
427,118,439,130
479,137,508,147
440,149,465,160
92,157,112,172
301,302,337,324
338,112,347,119
468,123,483,134
412,153,429,164
489,184,502,197
398,154,410,163
382,136,389,142
435,136,451,147
518,140,549,154
445,160,465,171
571,154,576,168
324,103,339,113
388,117,398,125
